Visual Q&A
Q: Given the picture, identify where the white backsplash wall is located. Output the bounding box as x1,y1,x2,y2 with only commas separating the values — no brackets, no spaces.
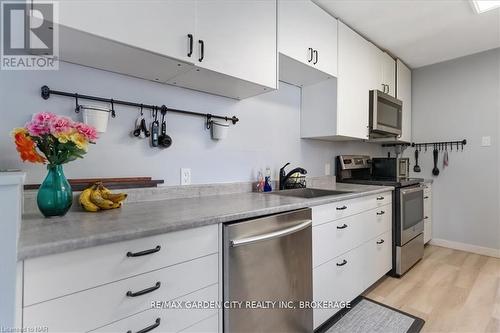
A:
0,61,383,185
406,48,500,252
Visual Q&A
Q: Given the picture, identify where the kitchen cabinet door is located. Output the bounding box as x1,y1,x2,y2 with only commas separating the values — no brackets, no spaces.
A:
337,21,380,139
396,59,412,142
194,0,277,89
56,0,196,63
279,0,337,79
381,52,396,97
363,231,392,289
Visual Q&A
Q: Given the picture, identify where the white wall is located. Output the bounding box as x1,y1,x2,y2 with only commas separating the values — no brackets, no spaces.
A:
408,48,500,251
0,61,383,185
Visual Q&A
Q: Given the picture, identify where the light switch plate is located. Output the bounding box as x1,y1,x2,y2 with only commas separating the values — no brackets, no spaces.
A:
180,168,191,185
481,136,491,147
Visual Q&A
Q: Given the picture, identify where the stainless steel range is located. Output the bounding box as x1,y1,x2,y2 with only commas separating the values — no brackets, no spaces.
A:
336,155,424,276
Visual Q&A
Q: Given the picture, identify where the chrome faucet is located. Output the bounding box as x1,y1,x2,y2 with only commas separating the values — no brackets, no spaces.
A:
279,163,307,190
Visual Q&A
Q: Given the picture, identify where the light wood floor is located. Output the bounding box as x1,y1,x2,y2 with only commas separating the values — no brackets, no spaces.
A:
365,245,500,333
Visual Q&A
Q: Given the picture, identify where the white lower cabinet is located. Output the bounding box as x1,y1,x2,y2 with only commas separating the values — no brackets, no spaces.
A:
423,183,433,244
313,245,365,328
21,225,220,333
312,191,393,329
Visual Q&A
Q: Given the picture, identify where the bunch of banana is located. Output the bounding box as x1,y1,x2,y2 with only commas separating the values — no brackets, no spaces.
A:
79,182,128,212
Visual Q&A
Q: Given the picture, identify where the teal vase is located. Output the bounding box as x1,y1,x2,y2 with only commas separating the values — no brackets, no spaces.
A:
37,164,73,217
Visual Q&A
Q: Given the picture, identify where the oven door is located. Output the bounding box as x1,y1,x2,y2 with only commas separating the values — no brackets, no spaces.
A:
399,186,424,245
369,90,403,137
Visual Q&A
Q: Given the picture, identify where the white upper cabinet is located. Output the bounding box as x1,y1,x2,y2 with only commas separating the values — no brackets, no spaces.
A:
278,0,337,87
396,59,412,142
51,0,277,99
380,52,396,97
194,0,277,90
57,0,196,64
336,21,380,139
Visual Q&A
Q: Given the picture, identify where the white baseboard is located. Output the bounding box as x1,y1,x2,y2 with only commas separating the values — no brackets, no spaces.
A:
429,238,500,258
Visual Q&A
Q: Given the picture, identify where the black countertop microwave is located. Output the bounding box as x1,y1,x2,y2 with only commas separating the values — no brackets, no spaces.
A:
369,90,403,138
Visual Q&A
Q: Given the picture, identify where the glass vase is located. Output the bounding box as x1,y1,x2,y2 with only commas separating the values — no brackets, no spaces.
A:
37,164,73,217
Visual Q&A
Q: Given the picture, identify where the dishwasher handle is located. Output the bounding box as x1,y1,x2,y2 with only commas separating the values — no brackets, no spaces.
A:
230,219,312,247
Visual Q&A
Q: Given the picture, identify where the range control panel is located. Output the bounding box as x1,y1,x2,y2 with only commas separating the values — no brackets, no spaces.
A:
338,155,371,170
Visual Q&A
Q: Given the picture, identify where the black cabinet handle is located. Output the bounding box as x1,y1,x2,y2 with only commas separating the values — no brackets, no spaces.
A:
127,245,161,257
377,211,385,216
187,34,193,57
307,47,313,62
424,216,429,220
424,196,429,199
127,318,161,333
313,49,318,64
336,259,347,266
198,40,204,62
376,196,384,200
336,205,347,210
377,239,385,245
126,282,161,297
337,224,348,229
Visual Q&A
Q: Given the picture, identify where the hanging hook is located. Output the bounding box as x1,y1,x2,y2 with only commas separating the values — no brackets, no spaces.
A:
140,104,143,117
110,99,116,118
206,114,212,130
74,93,81,113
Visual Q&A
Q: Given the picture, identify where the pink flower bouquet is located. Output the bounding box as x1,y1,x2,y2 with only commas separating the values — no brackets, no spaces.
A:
12,112,98,165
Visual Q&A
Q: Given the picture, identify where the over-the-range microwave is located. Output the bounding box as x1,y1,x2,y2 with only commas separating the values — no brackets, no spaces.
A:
369,89,403,138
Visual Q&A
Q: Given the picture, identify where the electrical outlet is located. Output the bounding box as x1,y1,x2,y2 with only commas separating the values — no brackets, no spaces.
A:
180,168,191,185
481,136,491,147
325,163,331,176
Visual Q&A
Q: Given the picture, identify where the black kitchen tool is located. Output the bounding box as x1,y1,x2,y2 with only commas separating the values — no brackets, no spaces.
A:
140,118,150,137
158,107,172,148
432,146,440,176
151,109,159,147
413,149,421,173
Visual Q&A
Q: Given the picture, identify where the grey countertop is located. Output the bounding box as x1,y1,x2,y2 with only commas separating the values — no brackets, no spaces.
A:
18,183,393,260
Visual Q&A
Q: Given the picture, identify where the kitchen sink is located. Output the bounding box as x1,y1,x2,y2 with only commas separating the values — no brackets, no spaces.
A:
270,188,353,199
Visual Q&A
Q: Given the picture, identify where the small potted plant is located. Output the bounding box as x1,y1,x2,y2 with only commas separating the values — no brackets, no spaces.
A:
11,112,98,217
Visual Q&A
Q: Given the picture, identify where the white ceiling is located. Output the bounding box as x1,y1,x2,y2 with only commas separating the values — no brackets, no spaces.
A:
314,0,500,68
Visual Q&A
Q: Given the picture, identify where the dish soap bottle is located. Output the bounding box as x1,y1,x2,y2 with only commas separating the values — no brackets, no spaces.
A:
256,170,265,192
263,168,272,192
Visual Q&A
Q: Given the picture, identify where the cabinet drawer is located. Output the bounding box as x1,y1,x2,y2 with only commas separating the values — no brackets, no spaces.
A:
312,191,392,226
24,224,218,306
90,284,219,333
313,246,364,329
363,231,392,289
313,204,391,267
23,254,218,333
424,220,432,244
180,313,218,333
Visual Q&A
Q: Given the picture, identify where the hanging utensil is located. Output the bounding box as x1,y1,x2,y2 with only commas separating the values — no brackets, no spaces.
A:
413,149,421,173
151,108,159,147
432,145,440,176
443,144,449,168
158,106,172,148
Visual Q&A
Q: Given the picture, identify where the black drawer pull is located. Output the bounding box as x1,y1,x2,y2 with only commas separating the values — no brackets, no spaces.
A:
336,205,347,210
187,34,193,57
424,216,429,220
377,239,385,245
376,196,384,200
127,245,161,257
127,318,161,333
198,40,204,62
337,224,348,229
424,196,429,199
313,49,318,64
126,282,161,297
376,211,385,216
336,259,347,266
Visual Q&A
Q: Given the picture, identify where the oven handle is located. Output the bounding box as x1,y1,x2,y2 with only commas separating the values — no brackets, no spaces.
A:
229,220,312,247
400,186,424,195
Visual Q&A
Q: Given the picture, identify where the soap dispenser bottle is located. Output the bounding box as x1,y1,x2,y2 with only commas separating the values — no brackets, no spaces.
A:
263,167,272,192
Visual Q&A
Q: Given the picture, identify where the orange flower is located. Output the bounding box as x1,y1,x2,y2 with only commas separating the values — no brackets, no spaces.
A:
11,128,46,163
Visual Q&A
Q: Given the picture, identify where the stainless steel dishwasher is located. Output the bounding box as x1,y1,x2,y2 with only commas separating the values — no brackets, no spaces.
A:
223,208,313,333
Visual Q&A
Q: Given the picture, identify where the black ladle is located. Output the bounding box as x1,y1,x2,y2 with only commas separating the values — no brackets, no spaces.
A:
158,108,172,148
432,146,440,176
413,149,421,173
